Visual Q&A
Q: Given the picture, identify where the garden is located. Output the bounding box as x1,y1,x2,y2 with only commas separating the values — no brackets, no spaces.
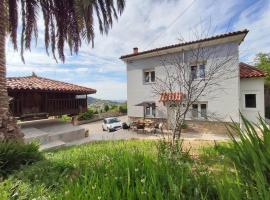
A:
0,116,270,199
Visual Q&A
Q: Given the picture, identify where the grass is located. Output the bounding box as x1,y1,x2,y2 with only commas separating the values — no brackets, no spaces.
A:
1,115,270,199
0,140,218,199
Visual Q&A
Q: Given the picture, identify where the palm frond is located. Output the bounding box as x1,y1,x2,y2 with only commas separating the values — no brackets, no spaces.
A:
6,0,126,62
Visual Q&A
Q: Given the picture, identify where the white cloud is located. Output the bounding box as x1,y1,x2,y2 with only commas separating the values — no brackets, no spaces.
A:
81,80,127,100
6,0,270,100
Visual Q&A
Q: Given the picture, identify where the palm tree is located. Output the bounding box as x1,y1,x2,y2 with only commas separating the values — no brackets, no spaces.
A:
0,0,125,140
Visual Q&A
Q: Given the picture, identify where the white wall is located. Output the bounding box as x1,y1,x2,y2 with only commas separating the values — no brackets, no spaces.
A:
126,42,240,122
240,78,265,123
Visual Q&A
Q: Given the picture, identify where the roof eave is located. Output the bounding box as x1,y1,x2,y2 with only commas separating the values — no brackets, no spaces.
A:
120,30,249,62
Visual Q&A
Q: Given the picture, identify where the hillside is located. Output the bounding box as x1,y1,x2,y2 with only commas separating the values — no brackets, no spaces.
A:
87,97,126,107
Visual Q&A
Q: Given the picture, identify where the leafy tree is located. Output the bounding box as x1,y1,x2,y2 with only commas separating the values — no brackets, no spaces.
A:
104,104,109,112
0,0,125,139
255,53,270,85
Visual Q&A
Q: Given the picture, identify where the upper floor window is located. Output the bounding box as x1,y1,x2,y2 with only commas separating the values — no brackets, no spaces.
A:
191,66,197,80
190,63,206,80
245,94,256,108
199,64,205,78
144,69,155,83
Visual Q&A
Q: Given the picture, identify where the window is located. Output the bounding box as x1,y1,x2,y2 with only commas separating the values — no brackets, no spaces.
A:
191,66,197,80
152,103,156,116
192,104,198,118
151,71,155,82
199,64,205,78
191,103,207,119
190,63,206,80
145,106,151,116
144,103,156,117
245,94,256,108
201,104,207,119
144,70,155,83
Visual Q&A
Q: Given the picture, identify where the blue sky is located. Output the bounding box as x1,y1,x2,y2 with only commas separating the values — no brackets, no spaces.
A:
6,0,270,100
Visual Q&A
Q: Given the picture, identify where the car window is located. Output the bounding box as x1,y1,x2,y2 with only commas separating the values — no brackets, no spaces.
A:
107,118,120,124
103,119,107,124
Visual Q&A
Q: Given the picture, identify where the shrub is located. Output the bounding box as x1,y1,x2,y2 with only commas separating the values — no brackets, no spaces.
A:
59,115,71,122
118,105,127,113
104,104,109,112
0,140,43,177
78,109,94,121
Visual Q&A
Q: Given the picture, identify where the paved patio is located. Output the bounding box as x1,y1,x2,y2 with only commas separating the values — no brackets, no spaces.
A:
69,116,231,146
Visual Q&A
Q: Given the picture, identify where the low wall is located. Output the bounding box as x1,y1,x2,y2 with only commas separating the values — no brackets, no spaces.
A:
74,112,126,125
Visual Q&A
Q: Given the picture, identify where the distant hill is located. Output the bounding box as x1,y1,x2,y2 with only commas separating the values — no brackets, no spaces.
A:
87,97,126,107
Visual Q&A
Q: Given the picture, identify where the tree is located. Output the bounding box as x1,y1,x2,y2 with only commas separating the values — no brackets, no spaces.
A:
152,36,237,142
104,104,109,112
0,0,125,140
255,53,270,85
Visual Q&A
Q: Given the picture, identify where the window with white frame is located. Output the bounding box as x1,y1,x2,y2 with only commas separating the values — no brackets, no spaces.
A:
144,69,155,83
144,103,156,117
190,63,206,80
199,64,205,78
191,66,197,80
245,94,256,108
191,103,207,119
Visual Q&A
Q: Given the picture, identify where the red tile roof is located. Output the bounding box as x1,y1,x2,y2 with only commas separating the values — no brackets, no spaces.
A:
159,63,266,102
159,92,185,102
120,30,249,59
7,75,96,94
240,62,267,78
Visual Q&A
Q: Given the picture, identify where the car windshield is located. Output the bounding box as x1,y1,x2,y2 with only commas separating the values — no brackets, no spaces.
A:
107,118,120,124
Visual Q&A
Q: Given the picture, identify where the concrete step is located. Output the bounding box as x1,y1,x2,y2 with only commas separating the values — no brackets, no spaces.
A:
40,140,66,151
23,128,50,144
48,128,86,143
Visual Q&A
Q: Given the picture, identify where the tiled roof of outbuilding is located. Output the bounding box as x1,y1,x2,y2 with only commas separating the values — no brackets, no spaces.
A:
240,62,267,78
7,75,96,94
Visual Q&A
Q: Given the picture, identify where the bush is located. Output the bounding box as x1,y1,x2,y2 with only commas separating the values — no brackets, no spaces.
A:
78,109,94,121
118,105,127,113
59,115,71,122
0,140,43,177
104,104,109,112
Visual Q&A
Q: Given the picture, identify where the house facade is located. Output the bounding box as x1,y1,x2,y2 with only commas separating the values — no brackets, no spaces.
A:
121,30,266,133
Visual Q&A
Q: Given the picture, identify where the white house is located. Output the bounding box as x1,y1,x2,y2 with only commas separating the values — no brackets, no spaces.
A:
120,30,266,133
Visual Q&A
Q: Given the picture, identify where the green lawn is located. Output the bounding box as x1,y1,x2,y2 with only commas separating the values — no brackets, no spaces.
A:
0,140,218,200
0,135,269,199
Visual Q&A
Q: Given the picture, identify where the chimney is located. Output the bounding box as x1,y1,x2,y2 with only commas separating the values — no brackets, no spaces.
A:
133,47,138,54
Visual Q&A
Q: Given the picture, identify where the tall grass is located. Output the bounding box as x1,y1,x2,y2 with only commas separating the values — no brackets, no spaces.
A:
212,115,270,199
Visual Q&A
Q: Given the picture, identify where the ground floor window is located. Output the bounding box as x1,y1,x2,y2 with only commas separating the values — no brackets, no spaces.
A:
144,103,156,117
245,94,256,108
192,103,207,119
